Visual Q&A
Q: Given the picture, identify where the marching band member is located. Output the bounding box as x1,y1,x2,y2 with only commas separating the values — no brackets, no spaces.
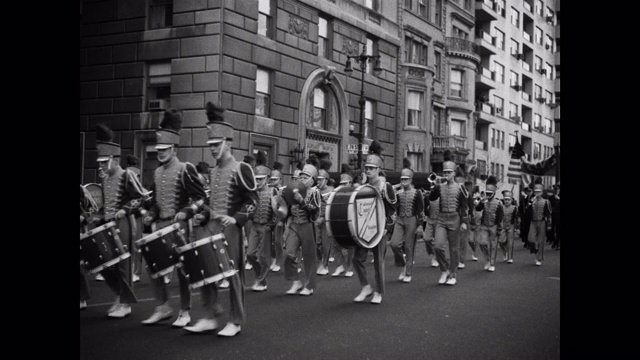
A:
315,159,334,276
468,187,482,262
428,153,469,286
246,151,273,292
519,186,533,249
527,179,552,266
268,161,285,272
418,182,440,268
499,190,518,264
79,185,99,310
125,154,143,283
90,123,147,318
184,102,258,336
474,176,505,272
273,155,321,296
140,109,207,328
457,180,476,269
389,159,424,283
353,141,397,304
549,182,560,250
330,164,356,277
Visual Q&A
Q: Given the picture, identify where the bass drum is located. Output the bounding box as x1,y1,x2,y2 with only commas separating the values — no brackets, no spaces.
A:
325,184,386,249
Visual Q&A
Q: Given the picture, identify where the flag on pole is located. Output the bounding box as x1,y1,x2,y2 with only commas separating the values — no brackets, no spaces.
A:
507,138,526,186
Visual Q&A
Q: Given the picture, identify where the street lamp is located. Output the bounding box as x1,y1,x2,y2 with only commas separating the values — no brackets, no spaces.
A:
344,44,382,171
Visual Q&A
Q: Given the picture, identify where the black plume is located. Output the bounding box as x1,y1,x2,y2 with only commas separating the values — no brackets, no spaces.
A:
196,161,210,174
306,153,320,169
273,161,283,171
96,123,114,143
341,163,352,174
205,101,225,122
126,154,139,166
369,140,384,156
534,177,543,185
255,151,267,166
402,158,411,169
319,158,332,171
443,149,453,162
243,155,255,165
486,175,497,186
296,161,304,170
160,109,183,131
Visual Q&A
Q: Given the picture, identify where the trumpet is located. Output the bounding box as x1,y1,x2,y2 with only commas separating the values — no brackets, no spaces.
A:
428,172,446,184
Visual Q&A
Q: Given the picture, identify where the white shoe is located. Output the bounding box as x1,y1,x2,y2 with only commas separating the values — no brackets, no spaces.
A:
95,273,105,281
329,257,335,263
458,262,465,269
370,292,382,304
316,266,329,275
80,300,87,310
535,260,542,266
488,266,495,272
270,263,281,272
184,318,218,333
445,277,457,286
217,323,241,337
251,283,267,292
471,254,479,261
299,288,314,296
402,276,412,283
484,262,491,270
344,271,354,277
507,259,513,264
331,265,345,277
353,285,373,302
438,271,449,285
172,310,191,327
163,275,171,285
245,263,253,270
431,259,439,268
286,281,303,295
141,305,173,325
503,254,508,262
398,267,406,281
218,279,230,289
108,304,131,318
107,297,121,313
132,274,140,283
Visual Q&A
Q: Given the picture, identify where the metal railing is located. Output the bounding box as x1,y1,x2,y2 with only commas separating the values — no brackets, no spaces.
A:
432,135,467,149
446,37,480,56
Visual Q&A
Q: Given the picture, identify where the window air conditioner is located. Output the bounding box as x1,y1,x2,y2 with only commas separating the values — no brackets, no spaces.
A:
538,68,547,75
546,16,554,23
148,99,168,111
512,84,523,91
515,53,525,60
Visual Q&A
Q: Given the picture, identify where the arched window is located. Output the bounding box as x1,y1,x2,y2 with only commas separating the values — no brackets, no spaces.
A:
308,86,339,133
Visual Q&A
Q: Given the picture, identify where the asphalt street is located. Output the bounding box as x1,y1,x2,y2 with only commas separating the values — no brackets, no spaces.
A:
80,240,560,360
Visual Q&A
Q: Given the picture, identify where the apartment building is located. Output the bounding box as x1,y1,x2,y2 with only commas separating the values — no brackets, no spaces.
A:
79,0,560,191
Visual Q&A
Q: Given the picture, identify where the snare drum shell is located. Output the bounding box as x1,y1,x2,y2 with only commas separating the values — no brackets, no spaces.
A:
80,222,130,274
136,223,186,279
177,236,238,289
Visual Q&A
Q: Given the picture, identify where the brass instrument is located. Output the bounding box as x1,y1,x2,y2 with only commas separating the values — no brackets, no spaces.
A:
428,172,446,184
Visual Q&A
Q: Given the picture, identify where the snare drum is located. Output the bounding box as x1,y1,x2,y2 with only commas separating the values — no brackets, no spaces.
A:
80,221,131,274
325,184,386,249
176,234,238,289
135,222,187,279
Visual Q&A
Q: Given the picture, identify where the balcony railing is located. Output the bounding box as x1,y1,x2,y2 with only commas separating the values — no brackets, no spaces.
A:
477,102,494,114
481,67,495,80
522,92,531,102
522,61,531,72
432,135,467,149
523,32,532,42
521,122,530,132
446,37,480,57
475,139,488,151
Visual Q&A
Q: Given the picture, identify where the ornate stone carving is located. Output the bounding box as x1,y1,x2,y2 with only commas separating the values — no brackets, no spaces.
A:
408,68,425,78
342,37,360,57
289,15,309,40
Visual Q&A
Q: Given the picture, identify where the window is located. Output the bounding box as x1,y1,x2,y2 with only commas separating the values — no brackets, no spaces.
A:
418,0,428,18
495,29,505,50
147,61,171,109
435,0,442,26
500,130,505,149
434,51,442,80
510,8,520,28
500,164,505,181
544,118,553,133
509,102,518,118
546,7,555,23
365,38,379,74
498,0,506,17
312,88,327,130
432,106,444,134
494,62,504,83
464,0,472,11
405,0,412,9
491,128,496,148
453,26,469,40
545,90,553,104
450,69,463,98
545,62,553,79
406,91,424,127
255,68,271,117
509,134,516,148
407,152,425,172
494,95,504,115
258,0,273,38
510,71,519,86
450,119,466,137
534,113,541,128
364,100,375,139
545,35,554,52
365,0,379,12
535,27,543,44
534,55,543,71
534,84,542,99
318,17,331,59
477,159,486,176
535,0,544,16
490,162,495,176
149,0,173,30
405,37,428,65
533,142,541,159
510,39,519,55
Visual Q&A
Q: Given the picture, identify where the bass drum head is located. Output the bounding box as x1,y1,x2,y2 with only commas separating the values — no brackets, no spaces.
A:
326,184,385,249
